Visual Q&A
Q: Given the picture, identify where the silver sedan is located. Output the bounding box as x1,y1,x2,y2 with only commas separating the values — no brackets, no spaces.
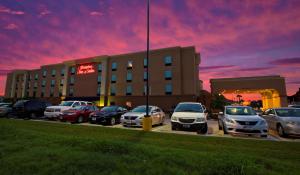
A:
261,108,300,137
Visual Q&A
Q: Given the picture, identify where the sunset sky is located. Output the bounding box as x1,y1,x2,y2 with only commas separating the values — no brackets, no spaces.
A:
0,0,300,98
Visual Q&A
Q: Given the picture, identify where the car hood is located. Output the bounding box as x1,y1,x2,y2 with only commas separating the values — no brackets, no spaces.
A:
172,112,205,118
280,117,300,122
227,115,264,121
123,112,145,117
47,106,72,110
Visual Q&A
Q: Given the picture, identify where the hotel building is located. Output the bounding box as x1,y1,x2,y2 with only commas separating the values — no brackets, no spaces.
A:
5,46,202,110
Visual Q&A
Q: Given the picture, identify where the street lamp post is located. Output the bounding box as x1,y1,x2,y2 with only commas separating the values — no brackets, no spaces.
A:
143,0,152,131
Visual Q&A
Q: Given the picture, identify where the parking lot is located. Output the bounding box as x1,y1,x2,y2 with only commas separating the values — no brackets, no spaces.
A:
23,117,300,142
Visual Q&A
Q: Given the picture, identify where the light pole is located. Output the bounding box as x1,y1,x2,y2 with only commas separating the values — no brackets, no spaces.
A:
143,0,152,131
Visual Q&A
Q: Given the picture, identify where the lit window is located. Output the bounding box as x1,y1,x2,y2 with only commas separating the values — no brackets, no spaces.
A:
110,86,116,96
35,74,38,80
69,88,74,96
51,80,55,87
126,72,132,82
164,70,172,80
42,80,46,87
97,75,102,84
144,71,148,81
98,64,102,72
164,56,172,66
61,68,65,76
144,58,148,67
165,84,172,95
70,67,76,74
97,86,101,96
127,61,133,69
42,70,47,77
51,69,56,77
126,85,132,95
70,76,75,85
112,62,117,71
111,74,116,83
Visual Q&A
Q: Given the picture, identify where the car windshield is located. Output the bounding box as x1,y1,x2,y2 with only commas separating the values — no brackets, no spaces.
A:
101,106,117,112
275,109,300,117
13,100,28,107
226,107,256,115
60,101,74,106
132,106,152,113
73,106,87,110
174,104,203,113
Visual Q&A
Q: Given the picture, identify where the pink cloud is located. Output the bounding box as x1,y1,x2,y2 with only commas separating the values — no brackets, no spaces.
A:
4,23,18,30
0,5,25,15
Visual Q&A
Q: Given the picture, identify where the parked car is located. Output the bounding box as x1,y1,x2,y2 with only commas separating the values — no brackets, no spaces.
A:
89,106,127,125
59,105,98,123
0,103,13,117
171,102,208,134
44,101,92,120
288,105,300,108
121,105,165,127
0,102,12,107
218,106,268,137
11,99,52,119
261,108,300,137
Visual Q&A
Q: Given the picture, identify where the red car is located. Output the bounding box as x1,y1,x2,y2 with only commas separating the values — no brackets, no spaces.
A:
59,105,98,123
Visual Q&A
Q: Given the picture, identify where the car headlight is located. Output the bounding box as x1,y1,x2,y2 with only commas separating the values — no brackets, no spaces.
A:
195,117,205,122
286,121,296,125
225,118,235,124
171,116,178,121
259,120,267,125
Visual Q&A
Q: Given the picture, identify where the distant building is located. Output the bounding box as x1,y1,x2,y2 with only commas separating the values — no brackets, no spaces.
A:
4,46,202,110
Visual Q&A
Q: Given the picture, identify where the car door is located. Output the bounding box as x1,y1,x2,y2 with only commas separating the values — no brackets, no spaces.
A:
152,108,160,125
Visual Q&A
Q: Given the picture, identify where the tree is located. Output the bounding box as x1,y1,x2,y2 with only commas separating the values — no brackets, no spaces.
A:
211,94,230,111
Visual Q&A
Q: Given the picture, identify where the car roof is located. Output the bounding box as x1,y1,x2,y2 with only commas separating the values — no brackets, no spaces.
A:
178,102,202,105
225,106,251,108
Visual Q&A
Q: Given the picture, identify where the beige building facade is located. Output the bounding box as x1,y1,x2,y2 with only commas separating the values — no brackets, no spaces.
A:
5,46,202,110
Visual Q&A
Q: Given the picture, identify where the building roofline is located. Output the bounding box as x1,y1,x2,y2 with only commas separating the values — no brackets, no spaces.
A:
210,75,284,82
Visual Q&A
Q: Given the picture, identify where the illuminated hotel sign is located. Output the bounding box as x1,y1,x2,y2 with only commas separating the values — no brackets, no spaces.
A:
77,64,95,74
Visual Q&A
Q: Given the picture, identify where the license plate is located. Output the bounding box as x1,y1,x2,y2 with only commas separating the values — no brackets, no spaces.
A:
59,116,63,120
92,117,96,121
182,124,190,128
243,125,252,129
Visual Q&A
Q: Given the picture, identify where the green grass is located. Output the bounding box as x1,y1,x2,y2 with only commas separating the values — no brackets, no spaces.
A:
0,119,300,175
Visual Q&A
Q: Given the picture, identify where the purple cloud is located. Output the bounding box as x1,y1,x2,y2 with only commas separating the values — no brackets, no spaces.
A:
269,57,300,66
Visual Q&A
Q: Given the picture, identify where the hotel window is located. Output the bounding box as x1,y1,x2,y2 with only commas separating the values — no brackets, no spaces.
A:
35,74,38,80
144,58,148,68
144,71,148,81
111,74,116,83
41,80,46,87
60,79,64,86
112,62,117,71
98,64,102,72
42,70,47,77
165,84,172,95
97,86,101,96
126,85,132,96
34,82,37,89
143,85,151,95
70,67,76,74
51,69,56,77
27,83,31,89
97,75,102,84
59,88,62,97
51,80,55,87
164,70,172,80
127,61,133,69
69,88,74,96
164,56,172,66
110,86,116,96
28,74,32,81
70,76,75,85
41,89,45,97
126,72,132,82
61,68,65,76
50,88,54,97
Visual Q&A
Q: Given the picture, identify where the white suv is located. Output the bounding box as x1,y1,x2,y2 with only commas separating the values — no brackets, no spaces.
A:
44,101,92,119
171,102,208,134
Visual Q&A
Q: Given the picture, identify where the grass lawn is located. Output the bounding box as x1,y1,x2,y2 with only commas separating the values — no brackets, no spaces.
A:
0,119,300,175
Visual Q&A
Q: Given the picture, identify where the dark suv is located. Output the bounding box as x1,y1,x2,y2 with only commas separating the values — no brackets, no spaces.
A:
11,99,52,119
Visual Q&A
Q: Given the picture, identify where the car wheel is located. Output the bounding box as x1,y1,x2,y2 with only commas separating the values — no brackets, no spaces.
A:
77,116,84,123
198,123,208,134
110,117,116,125
223,122,228,134
277,124,286,137
261,135,268,138
171,124,176,130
